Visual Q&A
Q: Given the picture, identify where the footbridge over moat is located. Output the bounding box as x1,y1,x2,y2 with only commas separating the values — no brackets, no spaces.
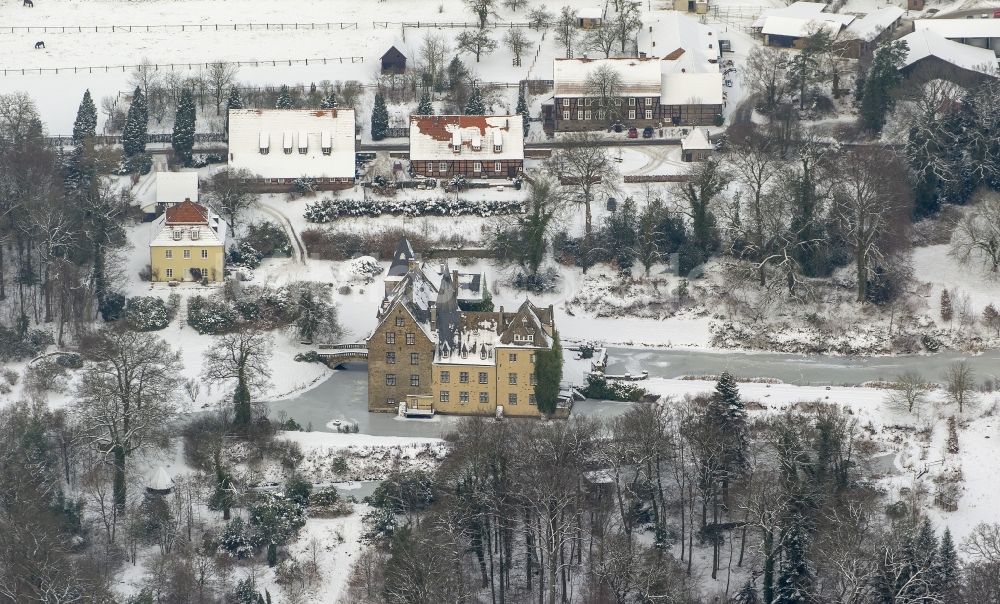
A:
316,343,368,368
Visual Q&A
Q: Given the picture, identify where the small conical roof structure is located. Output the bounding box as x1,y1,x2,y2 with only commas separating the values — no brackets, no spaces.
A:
145,465,174,496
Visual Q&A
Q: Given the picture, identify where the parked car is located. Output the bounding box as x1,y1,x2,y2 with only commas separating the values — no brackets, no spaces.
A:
612,122,624,133
642,126,654,138
627,127,638,138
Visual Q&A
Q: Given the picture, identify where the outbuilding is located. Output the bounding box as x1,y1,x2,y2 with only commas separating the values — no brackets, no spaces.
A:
380,46,407,74
681,128,713,162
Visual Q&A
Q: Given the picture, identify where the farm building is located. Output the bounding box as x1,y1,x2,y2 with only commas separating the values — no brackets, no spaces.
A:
380,46,407,74
548,57,664,131
408,115,524,179
227,108,356,192
899,29,998,88
915,19,1000,56
843,6,905,58
137,171,199,217
753,1,855,48
681,128,713,162
576,7,604,29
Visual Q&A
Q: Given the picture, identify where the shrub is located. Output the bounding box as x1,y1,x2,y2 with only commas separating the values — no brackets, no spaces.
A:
581,373,648,402
245,221,292,257
54,353,83,369
218,517,260,559
294,350,322,363
124,296,170,331
187,295,238,334
24,358,68,396
99,292,126,322
227,240,263,270
0,327,54,362
285,474,312,507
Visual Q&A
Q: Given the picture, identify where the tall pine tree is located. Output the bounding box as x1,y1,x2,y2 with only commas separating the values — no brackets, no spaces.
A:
516,89,530,138
275,85,293,109
371,92,389,141
860,39,908,134
775,501,815,604
932,528,959,600
72,89,98,145
225,86,243,134
416,91,433,115
465,86,485,115
172,88,196,167
122,86,148,159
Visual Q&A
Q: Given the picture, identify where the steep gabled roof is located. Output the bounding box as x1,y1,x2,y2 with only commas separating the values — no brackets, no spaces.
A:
387,238,415,277
498,300,554,348
165,199,209,224
381,45,406,61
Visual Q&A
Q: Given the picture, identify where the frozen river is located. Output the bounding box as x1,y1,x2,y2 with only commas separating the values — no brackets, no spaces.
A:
268,348,1000,436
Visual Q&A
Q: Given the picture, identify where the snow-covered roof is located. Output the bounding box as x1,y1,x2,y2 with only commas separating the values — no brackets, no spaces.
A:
146,466,174,492
753,1,828,28
845,7,904,42
638,11,721,73
915,18,1000,40
661,72,724,106
155,172,199,205
900,29,998,75
409,115,524,162
149,203,226,248
577,7,604,19
761,16,847,39
227,108,356,179
681,128,713,151
553,57,663,97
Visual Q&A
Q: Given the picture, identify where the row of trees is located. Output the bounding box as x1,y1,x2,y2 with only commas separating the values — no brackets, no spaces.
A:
347,374,989,603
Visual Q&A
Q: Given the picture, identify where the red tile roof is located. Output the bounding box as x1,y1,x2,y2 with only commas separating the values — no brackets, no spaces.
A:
165,199,209,225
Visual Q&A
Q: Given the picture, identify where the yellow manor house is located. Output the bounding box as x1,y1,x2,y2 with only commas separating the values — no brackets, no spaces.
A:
367,241,558,418
148,199,226,282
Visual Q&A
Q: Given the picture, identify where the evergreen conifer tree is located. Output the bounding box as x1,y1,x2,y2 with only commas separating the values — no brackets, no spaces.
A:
72,89,98,145
233,381,252,427
860,39,908,134
465,87,485,115
516,89,530,138
172,88,196,167
940,289,953,324
320,92,338,109
417,91,433,115
775,505,815,604
533,331,563,414
122,86,148,159
275,85,293,109
931,528,959,599
225,86,243,134
371,92,389,141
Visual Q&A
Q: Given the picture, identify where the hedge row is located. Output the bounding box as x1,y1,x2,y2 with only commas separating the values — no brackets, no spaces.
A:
304,197,524,222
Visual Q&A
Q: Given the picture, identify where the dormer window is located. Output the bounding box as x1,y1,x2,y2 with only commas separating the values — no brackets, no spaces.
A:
258,132,270,155
297,131,308,154
492,130,503,153
471,133,481,152
282,131,293,155
172,228,183,241
190,228,200,240
452,130,462,154
321,131,332,155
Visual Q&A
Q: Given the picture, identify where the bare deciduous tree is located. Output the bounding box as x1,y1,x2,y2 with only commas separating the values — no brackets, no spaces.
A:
202,328,274,426
832,148,910,302
741,47,788,114
419,33,449,91
949,195,1000,274
457,29,498,63
74,329,181,510
888,371,928,416
554,6,578,58
584,21,617,58
552,134,618,271
945,361,976,414
205,61,240,116
584,63,623,125
503,28,532,66
203,167,258,232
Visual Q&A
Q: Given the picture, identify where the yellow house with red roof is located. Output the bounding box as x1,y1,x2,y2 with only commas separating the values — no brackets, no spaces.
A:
149,199,227,282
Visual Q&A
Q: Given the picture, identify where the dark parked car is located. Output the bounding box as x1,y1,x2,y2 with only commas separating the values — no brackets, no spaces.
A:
642,126,654,138
612,122,624,133
627,127,638,138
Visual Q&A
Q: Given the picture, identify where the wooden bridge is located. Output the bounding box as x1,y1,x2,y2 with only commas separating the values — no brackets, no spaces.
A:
316,343,368,368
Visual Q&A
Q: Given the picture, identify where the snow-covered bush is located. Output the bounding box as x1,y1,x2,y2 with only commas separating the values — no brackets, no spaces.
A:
218,517,259,559
124,296,170,331
350,256,383,283
99,292,126,322
304,196,523,222
226,240,263,270
187,295,238,334
0,326,53,362
245,221,292,258
55,353,83,369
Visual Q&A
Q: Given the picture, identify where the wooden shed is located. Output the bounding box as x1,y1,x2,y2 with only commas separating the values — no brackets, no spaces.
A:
381,46,407,74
